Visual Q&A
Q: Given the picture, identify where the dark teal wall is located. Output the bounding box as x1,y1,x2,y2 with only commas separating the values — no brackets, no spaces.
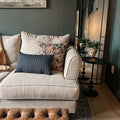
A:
106,0,120,101
109,0,120,69
0,0,76,41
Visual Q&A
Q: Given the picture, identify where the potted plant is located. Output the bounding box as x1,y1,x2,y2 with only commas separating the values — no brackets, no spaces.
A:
78,38,90,50
85,41,102,61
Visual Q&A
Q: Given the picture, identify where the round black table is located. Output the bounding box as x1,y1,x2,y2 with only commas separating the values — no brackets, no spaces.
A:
82,57,106,97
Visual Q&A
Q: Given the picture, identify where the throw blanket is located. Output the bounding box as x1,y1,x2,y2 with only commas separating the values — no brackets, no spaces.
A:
0,36,7,65
0,36,12,72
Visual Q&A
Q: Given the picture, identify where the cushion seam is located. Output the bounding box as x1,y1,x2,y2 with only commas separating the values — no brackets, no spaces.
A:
0,85,79,88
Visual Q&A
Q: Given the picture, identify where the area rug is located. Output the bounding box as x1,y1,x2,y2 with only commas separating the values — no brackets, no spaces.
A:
69,86,94,120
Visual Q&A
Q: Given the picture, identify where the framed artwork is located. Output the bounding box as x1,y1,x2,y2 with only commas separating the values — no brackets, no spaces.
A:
0,0,47,8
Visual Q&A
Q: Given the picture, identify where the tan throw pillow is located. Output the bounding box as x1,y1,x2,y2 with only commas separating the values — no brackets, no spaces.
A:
0,37,7,65
38,42,68,71
2,34,21,65
20,31,70,55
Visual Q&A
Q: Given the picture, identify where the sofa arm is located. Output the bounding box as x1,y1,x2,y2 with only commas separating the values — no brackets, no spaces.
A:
64,46,82,80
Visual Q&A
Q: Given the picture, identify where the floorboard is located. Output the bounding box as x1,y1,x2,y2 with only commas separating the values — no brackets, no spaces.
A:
87,83,120,120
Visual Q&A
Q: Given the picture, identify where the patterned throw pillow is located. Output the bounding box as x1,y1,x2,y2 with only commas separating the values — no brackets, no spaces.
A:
15,52,53,75
38,42,68,71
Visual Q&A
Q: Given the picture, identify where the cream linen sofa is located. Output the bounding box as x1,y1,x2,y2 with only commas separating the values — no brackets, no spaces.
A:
0,32,82,113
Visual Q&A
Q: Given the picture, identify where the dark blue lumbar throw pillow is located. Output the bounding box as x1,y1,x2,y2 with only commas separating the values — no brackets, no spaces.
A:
15,52,53,75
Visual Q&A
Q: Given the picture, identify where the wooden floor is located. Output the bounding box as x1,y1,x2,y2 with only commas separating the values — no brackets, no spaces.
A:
87,83,120,120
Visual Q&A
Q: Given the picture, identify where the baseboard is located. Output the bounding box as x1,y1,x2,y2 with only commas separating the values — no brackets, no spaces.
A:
106,63,120,101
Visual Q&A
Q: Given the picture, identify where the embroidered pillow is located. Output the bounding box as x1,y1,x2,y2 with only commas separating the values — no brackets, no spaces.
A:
38,42,68,71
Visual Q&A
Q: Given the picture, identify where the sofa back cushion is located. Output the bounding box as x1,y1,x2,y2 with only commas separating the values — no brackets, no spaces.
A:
1,34,21,65
20,31,70,55
20,31,70,71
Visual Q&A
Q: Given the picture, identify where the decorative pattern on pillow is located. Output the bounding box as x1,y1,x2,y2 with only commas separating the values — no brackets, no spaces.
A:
38,42,68,71
15,52,53,75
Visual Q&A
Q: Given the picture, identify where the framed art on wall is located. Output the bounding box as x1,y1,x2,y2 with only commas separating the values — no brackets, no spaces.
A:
0,0,47,8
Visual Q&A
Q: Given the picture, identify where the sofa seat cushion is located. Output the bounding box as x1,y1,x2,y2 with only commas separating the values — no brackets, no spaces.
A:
0,71,79,100
0,72,10,82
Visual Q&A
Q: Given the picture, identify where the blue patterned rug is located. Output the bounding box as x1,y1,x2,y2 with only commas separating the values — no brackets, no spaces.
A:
69,87,94,120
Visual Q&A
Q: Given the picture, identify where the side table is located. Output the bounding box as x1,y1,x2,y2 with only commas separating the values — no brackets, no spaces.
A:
82,57,106,97
79,49,89,81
